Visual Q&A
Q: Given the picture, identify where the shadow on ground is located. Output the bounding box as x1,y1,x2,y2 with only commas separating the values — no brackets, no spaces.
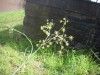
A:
0,24,33,52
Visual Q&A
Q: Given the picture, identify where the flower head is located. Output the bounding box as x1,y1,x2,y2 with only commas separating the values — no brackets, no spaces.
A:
68,35,74,41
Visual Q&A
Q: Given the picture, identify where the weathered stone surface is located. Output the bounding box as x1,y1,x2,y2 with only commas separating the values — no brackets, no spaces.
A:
25,0,100,17
23,0,100,47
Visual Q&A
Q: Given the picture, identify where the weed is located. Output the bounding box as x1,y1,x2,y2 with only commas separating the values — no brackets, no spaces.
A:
0,10,99,75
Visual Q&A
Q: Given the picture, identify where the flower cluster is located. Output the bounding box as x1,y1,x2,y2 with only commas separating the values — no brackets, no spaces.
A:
36,18,74,55
40,19,54,36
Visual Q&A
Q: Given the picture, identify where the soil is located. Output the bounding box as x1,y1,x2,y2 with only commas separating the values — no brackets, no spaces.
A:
0,0,25,12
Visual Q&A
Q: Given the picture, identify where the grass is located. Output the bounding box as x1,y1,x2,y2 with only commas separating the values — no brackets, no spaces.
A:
0,10,100,75
0,10,24,31
0,10,24,22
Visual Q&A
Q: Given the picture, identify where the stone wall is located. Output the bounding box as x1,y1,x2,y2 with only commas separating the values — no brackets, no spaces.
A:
23,0,100,47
